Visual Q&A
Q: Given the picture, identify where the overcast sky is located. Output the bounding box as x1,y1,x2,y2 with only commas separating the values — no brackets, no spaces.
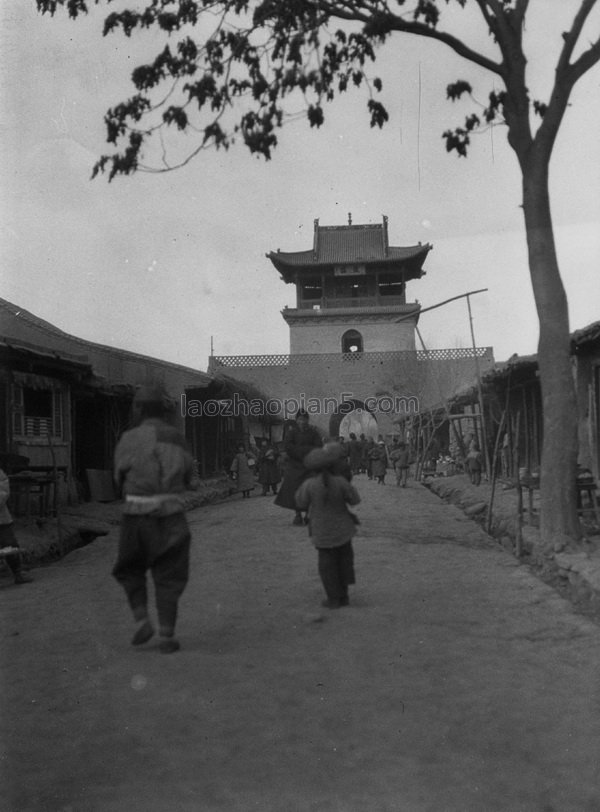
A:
1,1,599,370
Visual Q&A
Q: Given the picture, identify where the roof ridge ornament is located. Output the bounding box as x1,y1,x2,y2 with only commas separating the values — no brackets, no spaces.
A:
383,214,389,257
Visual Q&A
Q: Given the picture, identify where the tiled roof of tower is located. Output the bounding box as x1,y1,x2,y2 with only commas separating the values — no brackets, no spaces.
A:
319,223,387,262
267,219,432,281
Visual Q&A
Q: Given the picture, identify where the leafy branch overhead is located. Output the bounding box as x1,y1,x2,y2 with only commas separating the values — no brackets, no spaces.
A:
37,0,600,180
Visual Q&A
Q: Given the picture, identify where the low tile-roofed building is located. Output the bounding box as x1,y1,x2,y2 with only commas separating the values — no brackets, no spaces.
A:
0,297,212,391
571,320,600,351
0,297,216,491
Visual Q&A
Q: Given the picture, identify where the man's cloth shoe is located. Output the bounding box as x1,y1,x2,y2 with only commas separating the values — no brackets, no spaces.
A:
159,638,180,654
131,620,155,646
321,596,349,609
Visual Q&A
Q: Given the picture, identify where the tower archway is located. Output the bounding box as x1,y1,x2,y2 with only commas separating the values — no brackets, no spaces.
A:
329,398,378,440
341,329,363,354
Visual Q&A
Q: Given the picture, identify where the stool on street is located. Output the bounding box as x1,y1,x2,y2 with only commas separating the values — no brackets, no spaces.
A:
8,473,56,518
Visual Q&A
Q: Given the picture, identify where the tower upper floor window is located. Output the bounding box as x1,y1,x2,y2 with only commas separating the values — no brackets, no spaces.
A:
378,274,405,298
300,278,322,301
334,277,368,299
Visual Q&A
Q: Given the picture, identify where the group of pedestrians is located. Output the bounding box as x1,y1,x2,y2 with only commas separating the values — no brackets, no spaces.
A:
1,386,484,656
229,439,282,498
0,394,413,636
108,396,357,651
226,418,415,499
0,394,408,654
331,435,410,487
110,399,422,646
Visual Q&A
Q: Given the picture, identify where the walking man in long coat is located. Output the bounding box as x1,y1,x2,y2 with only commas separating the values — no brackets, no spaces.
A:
274,409,322,525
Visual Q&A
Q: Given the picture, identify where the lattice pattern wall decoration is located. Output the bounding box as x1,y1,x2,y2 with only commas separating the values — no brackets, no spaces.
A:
209,347,492,369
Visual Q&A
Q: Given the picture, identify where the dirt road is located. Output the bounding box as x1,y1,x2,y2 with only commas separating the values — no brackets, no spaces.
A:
2,477,600,811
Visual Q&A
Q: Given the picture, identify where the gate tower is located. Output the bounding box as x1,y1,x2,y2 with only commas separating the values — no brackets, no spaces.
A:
209,215,492,442
267,215,432,355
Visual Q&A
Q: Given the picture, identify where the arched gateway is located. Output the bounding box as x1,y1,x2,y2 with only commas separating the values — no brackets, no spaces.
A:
328,397,378,440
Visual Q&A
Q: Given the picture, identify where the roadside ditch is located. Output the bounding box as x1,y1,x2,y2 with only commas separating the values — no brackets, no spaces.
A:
425,475,600,625
2,477,235,576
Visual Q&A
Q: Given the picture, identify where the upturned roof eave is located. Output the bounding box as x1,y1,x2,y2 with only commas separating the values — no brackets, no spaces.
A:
267,247,431,283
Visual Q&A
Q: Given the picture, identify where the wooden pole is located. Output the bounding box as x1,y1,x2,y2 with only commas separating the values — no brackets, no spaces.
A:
486,372,512,533
513,411,522,558
46,433,64,556
394,288,489,323
466,294,491,478
522,386,529,471
516,478,523,559
486,408,506,534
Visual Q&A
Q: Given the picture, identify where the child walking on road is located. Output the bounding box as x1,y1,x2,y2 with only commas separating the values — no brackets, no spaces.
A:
230,443,257,499
295,443,360,609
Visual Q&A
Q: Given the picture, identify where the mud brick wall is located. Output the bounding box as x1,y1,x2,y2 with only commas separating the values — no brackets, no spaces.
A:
209,349,495,438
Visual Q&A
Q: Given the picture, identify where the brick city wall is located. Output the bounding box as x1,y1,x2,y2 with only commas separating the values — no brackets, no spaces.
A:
208,348,495,438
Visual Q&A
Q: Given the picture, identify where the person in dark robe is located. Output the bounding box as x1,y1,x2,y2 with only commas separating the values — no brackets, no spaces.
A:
256,439,281,496
348,432,363,475
274,409,322,525
369,440,389,484
364,437,376,480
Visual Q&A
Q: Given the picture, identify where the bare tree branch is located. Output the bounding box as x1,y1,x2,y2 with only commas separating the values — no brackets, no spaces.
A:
556,0,598,77
536,0,599,156
371,9,503,76
570,35,600,81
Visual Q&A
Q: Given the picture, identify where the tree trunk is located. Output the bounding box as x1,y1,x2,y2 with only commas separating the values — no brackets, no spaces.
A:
521,155,580,551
